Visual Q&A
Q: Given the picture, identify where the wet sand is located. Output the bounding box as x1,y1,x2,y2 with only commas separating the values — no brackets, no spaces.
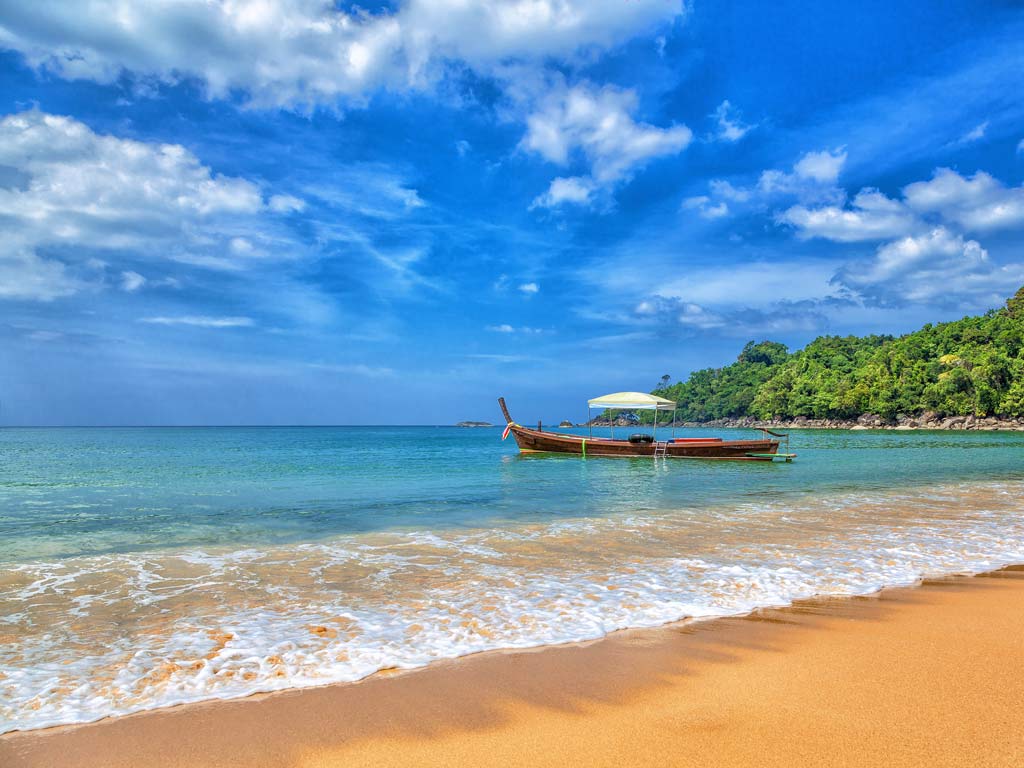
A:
3,566,1024,768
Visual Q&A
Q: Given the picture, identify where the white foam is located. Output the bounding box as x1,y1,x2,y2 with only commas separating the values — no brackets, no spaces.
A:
2,480,1024,733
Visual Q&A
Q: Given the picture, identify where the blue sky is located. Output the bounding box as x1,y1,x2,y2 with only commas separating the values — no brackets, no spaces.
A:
1,0,1023,425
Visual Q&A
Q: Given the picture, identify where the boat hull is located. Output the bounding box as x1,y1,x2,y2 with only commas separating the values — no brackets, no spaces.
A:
508,425,780,459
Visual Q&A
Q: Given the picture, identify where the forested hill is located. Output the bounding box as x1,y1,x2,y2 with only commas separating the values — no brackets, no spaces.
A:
652,285,1024,422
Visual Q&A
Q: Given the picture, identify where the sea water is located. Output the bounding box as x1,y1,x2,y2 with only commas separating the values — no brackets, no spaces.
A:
2,425,1023,732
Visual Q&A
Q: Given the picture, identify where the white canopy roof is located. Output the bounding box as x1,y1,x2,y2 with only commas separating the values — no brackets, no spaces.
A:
587,391,676,411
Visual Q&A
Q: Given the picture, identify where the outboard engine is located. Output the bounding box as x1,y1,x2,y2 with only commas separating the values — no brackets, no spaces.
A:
628,433,654,444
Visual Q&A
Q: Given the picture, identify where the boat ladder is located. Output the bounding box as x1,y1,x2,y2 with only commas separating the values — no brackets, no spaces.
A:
653,441,669,458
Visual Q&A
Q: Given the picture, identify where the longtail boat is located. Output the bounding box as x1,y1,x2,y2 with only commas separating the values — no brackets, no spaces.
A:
498,395,795,461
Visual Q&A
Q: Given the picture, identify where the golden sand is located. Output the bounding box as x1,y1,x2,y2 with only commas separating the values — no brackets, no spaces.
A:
3,567,1023,767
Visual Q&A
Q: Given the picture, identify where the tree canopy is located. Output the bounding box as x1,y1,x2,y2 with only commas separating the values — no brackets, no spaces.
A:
651,285,1024,421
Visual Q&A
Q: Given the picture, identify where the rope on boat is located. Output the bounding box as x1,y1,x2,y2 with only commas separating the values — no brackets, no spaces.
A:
581,439,586,458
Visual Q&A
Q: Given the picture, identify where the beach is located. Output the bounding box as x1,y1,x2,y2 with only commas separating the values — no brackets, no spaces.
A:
3,566,1023,767
3,427,1024,755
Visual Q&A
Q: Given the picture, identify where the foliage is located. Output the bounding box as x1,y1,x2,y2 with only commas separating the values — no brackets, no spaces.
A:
650,286,1024,421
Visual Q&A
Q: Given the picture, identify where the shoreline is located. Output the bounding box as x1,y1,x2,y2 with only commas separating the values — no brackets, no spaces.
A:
584,415,1024,430
4,564,1024,767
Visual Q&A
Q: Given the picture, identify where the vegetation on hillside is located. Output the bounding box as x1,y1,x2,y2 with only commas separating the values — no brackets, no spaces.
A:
647,285,1024,422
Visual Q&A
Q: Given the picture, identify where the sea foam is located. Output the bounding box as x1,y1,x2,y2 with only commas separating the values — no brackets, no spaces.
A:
2,480,1024,733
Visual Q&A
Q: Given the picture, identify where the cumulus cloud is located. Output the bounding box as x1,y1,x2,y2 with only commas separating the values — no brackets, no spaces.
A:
774,165,1024,308
530,176,596,208
783,168,1024,245
833,227,1024,306
141,315,255,328
711,100,754,142
756,148,847,203
0,0,684,109
0,109,300,300
519,281,539,294
684,147,848,221
902,168,1024,232
780,189,918,242
523,80,691,208
792,148,847,183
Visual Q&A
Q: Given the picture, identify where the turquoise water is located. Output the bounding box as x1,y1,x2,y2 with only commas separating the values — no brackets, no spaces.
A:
2,426,1024,732
4,426,1023,562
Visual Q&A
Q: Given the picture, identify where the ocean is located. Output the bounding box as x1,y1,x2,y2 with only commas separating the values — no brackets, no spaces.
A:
2,425,1023,733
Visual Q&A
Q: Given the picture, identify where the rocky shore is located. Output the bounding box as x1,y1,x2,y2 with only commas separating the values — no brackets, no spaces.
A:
585,412,1024,431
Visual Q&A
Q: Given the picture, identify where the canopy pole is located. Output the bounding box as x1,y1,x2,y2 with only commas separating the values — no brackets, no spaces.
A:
673,408,677,438
653,407,657,442
588,406,592,439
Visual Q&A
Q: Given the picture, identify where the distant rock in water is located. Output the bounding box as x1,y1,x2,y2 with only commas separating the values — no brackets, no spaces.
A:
558,420,573,428
455,421,494,427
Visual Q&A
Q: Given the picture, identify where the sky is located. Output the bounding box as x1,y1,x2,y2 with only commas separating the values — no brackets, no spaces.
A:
1,0,1023,425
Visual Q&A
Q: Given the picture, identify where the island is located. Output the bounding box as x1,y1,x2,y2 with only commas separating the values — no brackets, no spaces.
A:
623,284,1024,431
455,421,494,427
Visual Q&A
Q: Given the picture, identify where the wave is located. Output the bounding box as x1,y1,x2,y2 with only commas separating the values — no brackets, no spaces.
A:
2,480,1023,733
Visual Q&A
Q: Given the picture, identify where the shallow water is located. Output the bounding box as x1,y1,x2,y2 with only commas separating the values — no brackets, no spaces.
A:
2,426,1023,732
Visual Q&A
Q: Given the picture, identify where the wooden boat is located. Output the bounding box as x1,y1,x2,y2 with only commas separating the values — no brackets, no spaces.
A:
498,397,795,461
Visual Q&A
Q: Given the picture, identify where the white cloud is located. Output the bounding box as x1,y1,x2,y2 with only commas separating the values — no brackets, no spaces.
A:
141,315,255,328
0,1,684,109
268,194,306,213
902,168,1024,232
681,195,728,219
0,109,299,301
751,148,848,205
680,148,847,222
711,100,753,142
302,164,424,219
792,148,847,183
708,179,751,202
531,176,595,208
781,189,918,242
673,301,726,329
455,139,472,157
833,226,1024,306
27,329,63,342
958,120,988,143
522,80,691,208
120,270,146,292
0,248,80,301
486,323,544,334
519,282,539,294
631,294,829,336
1018,138,1024,154
782,169,1024,243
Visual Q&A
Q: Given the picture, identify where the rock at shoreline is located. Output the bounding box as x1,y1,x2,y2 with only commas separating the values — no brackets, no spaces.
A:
558,420,573,428
455,421,494,428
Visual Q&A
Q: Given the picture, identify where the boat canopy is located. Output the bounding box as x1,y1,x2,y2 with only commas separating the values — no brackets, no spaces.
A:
587,392,676,411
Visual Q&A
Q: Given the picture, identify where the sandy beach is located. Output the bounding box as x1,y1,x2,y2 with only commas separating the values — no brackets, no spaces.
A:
3,565,1023,768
